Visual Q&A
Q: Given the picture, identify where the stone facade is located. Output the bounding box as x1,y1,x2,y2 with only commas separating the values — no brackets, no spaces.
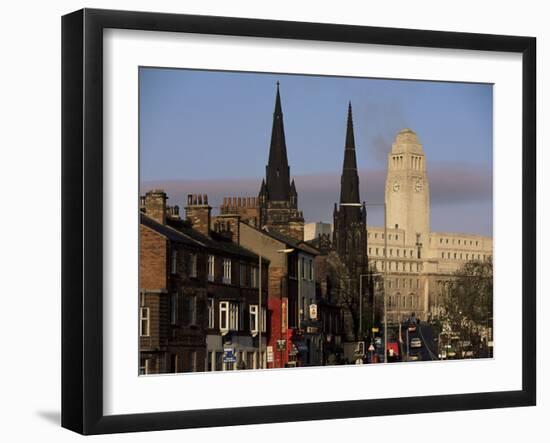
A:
367,128,493,322
257,83,305,241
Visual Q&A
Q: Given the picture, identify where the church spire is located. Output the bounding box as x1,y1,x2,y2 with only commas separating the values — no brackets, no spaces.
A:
265,82,291,201
339,102,360,204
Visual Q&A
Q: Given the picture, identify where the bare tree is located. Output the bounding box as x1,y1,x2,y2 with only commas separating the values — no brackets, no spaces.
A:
325,252,360,341
441,257,493,356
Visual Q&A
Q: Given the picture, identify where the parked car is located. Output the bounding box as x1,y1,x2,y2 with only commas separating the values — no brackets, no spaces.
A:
410,337,422,349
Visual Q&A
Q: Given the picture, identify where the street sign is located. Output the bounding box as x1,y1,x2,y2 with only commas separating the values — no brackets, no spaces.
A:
223,347,236,363
276,339,286,351
371,327,379,333
368,344,375,352
354,341,365,356
309,304,318,320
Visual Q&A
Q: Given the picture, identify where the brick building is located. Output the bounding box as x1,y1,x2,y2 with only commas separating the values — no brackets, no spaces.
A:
139,190,269,374
139,191,207,374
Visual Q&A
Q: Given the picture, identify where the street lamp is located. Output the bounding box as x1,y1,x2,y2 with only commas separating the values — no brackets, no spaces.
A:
277,248,295,368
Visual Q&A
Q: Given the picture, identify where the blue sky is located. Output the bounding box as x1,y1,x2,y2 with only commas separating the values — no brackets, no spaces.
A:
139,68,493,236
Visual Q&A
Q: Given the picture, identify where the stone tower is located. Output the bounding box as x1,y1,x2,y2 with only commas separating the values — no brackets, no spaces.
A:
385,128,430,247
258,82,304,241
332,103,368,276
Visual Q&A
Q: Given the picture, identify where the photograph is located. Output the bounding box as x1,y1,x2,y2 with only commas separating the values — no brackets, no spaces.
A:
138,68,494,374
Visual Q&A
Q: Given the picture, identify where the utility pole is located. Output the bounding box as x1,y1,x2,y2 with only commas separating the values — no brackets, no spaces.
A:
258,255,262,369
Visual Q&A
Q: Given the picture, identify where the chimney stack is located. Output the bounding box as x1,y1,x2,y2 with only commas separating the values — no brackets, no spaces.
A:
143,189,167,225
185,193,212,236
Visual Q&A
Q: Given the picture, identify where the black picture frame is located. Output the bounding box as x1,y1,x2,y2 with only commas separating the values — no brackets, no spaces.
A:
62,8,536,435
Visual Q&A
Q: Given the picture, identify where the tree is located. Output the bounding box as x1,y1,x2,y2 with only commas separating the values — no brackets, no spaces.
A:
324,252,381,342
441,257,493,355
325,251,360,341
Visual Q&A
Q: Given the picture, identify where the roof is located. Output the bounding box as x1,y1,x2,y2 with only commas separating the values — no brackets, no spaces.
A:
256,227,319,256
141,213,201,247
391,128,424,155
141,213,269,262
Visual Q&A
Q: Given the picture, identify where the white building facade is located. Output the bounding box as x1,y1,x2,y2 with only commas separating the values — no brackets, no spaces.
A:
368,128,492,322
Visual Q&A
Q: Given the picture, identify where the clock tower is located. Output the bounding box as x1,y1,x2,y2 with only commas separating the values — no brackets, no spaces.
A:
385,128,430,246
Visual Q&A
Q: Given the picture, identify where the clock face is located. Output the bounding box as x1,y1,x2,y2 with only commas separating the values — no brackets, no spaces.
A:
392,181,400,192
415,179,423,192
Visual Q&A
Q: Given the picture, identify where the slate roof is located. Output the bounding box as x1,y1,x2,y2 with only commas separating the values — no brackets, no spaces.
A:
249,225,319,256
141,212,268,262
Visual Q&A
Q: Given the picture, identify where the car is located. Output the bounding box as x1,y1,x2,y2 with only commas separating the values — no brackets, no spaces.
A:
410,337,422,349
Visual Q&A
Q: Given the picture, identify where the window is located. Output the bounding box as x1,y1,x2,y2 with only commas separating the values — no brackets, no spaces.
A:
223,258,232,284
219,301,240,332
251,267,259,288
190,351,197,372
240,264,247,286
308,259,313,280
208,255,215,282
376,248,379,255
170,293,177,325
301,257,306,279
396,235,399,240
441,252,444,258
139,358,150,375
219,301,228,331
183,295,197,325
390,249,393,256
250,305,258,333
139,307,150,336
190,253,197,277
389,234,392,240
229,302,239,331
208,298,214,328
375,233,378,239
171,249,177,274
397,249,400,257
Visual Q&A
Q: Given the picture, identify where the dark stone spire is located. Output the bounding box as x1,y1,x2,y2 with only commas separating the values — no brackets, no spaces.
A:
339,102,360,204
265,82,291,201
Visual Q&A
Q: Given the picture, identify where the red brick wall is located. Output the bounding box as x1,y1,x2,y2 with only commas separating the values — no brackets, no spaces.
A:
140,225,168,290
